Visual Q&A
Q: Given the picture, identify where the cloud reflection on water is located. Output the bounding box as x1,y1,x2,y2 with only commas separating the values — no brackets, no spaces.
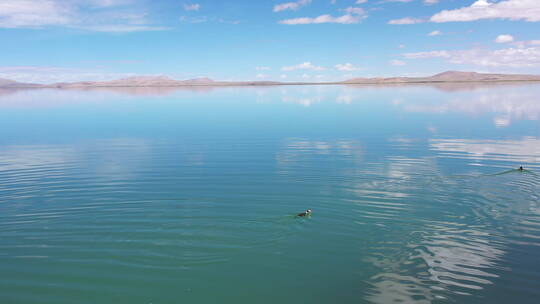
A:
431,137,540,165
1,83,540,130
365,224,505,303
401,88,540,127
1,83,539,295
0,138,154,196
355,155,508,303
275,138,508,301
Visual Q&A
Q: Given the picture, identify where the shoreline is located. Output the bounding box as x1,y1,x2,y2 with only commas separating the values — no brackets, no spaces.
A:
4,79,540,89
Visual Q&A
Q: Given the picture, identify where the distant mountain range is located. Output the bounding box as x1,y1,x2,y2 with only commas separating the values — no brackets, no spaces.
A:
48,76,281,88
342,71,540,84
1,71,540,88
0,78,42,88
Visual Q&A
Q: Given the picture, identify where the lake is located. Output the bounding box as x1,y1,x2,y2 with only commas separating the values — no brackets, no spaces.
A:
1,83,539,304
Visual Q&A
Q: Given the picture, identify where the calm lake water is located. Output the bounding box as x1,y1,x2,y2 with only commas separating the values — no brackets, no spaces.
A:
1,83,539,303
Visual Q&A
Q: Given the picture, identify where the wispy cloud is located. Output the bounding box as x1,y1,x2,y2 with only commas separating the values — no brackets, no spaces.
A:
90,0,132,7
273,0,312,12
279,7,367,25
430,0,540,23
389,59,406,66
256,66,271,71
342,7,365,15
180,16,241,24
403,50,451,59
403,46,540,67
388,17,425,24
428,30,442,36
180,15,208,23
0,0,72,28
79,25,169,32
335,63,362,71
282,62,325,71
0,0,166,32
513,39,540,48
279,14,363,24
183,3,200,11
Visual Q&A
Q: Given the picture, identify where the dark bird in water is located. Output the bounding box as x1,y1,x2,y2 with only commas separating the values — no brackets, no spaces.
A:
297,209,312,217
519,166,524,171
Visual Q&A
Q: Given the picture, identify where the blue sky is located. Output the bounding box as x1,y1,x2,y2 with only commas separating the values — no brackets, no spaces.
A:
0,0,539,83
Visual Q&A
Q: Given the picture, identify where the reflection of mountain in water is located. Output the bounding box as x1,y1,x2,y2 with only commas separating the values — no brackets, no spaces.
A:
63,85,216,96
345,81,535,92
2,84,540,129
0,86,217,108
0,88,24,98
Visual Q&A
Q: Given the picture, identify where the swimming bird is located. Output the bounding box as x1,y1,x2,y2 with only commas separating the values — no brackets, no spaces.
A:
297,209,312,217
519,166,524,171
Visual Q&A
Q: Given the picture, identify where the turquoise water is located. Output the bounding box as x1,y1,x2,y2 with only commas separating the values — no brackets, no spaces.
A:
1,83,539,303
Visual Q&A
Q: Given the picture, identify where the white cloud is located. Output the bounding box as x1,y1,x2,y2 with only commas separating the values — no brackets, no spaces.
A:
256,73,268,79
179,15,208,23
282,62,325,71
281,14,364,24
428,30,442,36
256,66,271,71
0,0,72,28
495,34,514,43
388,17,424,24
183,3,200,11
273,0,311,12
279,7,367,24
217,18,241,25
80,25,169,32
356,0,368,3
514,40,540,47
403,46,540,67
0,0,165,32
389,60,406,66
424,0,439,4
91,0,131,7
342,7,365,15
431,0,540,23
403,50,451,59
335,63,362,71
